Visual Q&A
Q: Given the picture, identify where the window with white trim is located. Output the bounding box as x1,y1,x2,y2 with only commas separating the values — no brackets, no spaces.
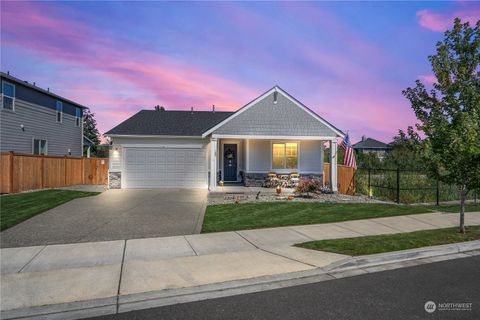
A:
75,107,81,127
272,142,298,169
56,101,63,123
33,139,47,155
2,81,15,110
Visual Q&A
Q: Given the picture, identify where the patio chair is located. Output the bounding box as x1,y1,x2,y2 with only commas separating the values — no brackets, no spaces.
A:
289,172,300,188
264,172,278,188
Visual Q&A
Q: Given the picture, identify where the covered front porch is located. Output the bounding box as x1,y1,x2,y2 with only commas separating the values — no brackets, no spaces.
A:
208,135,339,192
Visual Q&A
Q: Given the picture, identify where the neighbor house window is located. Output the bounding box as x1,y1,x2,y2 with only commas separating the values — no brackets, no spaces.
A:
56,101,63,123
75,107,81,127
2,81,15,110
272,142,298,169
33,139,47,155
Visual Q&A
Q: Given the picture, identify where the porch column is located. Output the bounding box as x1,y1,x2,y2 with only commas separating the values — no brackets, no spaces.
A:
210,138,218,190
329,139,338,192
245,139,250,172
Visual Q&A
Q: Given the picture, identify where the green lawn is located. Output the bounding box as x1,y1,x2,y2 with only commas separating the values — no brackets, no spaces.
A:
297,226,480,256
429,203,480,213
0,189,100,231
202,202,480,233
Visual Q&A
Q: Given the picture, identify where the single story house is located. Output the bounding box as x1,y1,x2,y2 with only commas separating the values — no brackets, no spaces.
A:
105,86,344,191
353,136,391,160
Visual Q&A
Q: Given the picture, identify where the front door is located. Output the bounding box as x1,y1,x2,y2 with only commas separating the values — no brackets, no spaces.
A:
223,144,237,181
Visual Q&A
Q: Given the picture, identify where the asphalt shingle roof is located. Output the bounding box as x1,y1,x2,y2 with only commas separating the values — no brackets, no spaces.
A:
352,137,390,149
105,110,234,136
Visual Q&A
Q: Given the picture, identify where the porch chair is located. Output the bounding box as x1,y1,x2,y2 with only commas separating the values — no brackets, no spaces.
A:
264,172,279,188
288,172,300,188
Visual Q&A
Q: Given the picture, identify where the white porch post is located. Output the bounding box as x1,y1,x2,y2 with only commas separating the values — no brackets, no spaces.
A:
329,139,338,192
245,139,250,172
210,138,218,190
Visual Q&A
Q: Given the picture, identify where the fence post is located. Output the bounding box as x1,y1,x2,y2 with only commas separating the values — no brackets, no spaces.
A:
396,167,400,204
64,155,67,186
9,151,14,193
436,179,439,206
368,168,371,197
40,155,45,189
81,158,85,185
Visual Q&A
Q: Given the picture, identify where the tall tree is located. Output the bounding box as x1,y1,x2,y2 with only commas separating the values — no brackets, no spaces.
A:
83,109,101,155
403,18,480,233
384,127,424,169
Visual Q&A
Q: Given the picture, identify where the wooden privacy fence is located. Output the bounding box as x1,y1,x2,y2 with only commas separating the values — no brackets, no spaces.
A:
324,163,356,195
0,152,109,194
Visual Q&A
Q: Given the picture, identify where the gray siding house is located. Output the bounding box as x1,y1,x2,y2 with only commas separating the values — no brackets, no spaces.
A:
353,136,391,160
0,72,87,156
106,86,344,191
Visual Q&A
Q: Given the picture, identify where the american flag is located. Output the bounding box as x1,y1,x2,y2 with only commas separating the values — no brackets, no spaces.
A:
341,133,357,169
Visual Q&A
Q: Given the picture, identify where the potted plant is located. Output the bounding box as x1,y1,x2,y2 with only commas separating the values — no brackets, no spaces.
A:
276,184,282,195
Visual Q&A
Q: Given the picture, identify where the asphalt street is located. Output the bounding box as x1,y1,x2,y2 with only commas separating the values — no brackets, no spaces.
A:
90,255,480,320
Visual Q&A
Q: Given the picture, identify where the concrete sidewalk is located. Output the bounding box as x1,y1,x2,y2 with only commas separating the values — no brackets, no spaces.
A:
1,211,480,319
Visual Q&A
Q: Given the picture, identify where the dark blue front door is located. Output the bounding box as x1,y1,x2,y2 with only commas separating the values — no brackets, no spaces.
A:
223,144,237,181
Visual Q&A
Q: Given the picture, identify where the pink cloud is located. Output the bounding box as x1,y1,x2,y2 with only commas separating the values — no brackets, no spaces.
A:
1,2,258,135
417,8,480,32
418,74,437,85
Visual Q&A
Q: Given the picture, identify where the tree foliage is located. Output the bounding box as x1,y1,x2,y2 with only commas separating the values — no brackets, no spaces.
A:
403,18,480,232
83,109,101,155
383,127,424,169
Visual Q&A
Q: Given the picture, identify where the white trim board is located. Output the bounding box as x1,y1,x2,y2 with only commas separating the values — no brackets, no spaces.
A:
202,86,344,138
120,144,204,149
107,134,204,139
212,134,337,141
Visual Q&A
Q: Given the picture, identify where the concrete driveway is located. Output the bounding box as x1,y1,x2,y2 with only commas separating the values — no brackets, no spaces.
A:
0,189,208,248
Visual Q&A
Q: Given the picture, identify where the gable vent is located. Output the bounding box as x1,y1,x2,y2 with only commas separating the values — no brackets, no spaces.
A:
273,90,278,104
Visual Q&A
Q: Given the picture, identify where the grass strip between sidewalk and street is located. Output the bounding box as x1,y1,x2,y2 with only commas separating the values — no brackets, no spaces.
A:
202,202,480,233
0,189,100,231
296,226,480,256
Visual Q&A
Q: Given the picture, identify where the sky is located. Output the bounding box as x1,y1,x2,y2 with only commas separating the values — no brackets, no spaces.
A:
1,1,479,143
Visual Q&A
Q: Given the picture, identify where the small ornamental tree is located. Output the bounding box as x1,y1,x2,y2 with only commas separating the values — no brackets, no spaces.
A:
403,18,480,233
83,109,101,156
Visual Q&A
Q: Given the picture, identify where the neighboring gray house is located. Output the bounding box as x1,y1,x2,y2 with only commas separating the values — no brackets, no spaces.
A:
105,86,344,191
0,72,87,156
352,136,391,159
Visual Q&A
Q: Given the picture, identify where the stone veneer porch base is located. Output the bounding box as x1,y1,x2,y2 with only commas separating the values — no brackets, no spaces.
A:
109,172,121,189
243,172,323,187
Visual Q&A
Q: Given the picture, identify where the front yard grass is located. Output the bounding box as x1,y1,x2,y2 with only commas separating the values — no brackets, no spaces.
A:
0,189,100,231
296,226,480,256
202,202,480,233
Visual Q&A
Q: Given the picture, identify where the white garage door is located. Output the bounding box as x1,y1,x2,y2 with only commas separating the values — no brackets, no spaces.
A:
123,147,207,188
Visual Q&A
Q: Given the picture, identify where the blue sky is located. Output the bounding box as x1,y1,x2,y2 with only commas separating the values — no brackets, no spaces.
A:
2,1,479,141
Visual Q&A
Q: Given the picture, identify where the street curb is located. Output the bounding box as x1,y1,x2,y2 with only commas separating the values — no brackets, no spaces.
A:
2,241,479,320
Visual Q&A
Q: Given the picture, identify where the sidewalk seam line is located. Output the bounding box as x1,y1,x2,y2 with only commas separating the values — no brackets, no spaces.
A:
259,247,318,268
184,236,199,256
332,223,368,236
18,245,47,273
370,219,404,232
116,239,127,313
235,232,260,249
407,214,445,228
288,228,316,241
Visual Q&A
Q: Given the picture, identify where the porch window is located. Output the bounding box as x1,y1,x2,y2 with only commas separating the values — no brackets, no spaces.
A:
272,142,298,169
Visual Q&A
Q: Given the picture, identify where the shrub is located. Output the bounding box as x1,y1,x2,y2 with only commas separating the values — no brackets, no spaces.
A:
296,179,321,194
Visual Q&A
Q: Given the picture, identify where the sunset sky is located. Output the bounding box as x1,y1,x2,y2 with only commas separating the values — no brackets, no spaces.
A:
2,1,479,142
